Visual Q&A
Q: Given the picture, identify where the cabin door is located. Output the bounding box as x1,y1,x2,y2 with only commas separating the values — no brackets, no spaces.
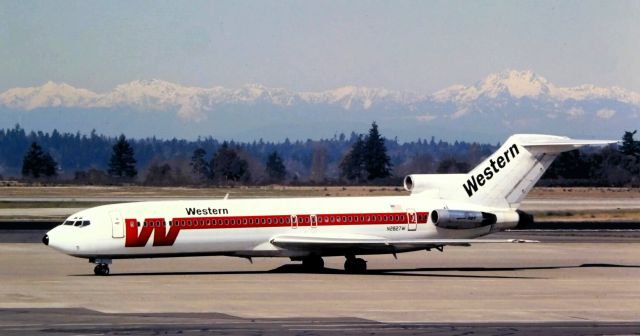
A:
310,215,318,228
407,209,417,231
290,215,298,229
110,211,124,238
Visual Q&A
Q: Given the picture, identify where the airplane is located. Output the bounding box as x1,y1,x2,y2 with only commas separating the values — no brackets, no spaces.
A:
42,134,614,275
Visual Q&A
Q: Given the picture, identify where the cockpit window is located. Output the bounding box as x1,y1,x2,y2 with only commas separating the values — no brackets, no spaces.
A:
73,221,83,227
63,221,74,225
81,221,90,227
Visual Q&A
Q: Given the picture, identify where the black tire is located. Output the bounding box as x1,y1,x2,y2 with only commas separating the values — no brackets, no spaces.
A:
344,258,367,273
354,258,367,273
94,264,110,276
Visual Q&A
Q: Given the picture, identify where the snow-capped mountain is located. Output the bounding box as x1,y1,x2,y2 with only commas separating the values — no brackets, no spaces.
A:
432,70,640,105
0,79,412,117
1,70,638,142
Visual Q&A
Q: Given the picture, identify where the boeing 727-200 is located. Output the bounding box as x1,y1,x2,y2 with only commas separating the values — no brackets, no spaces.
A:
43,134,614,275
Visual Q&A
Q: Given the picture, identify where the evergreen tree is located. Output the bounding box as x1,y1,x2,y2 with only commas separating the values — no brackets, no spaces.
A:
620,130,640,157
108,134,137,178
144,163,174,186
309,146,327,182
21,142,57,178
190,148,209,181
265,151,286,182
339,135,366,181
210,142,250,183
363,122,392,180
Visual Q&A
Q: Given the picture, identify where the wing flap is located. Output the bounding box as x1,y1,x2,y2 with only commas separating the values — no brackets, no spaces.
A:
270,235,538,251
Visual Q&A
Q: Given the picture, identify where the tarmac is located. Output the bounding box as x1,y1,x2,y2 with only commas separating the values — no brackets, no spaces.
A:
1,236,640,334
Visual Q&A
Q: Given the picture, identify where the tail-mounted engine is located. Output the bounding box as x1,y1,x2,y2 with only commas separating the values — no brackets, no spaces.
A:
430,209,531,230
430,209,496,230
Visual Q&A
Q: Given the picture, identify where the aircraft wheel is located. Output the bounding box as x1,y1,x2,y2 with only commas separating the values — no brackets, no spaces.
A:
302,256,324,271
344,258,367,273
94,264,110,276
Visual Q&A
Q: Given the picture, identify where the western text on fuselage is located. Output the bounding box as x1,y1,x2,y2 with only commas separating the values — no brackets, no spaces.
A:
185,207,230,216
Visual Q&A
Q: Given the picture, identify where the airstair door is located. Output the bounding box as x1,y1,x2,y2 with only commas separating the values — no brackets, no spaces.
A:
110,211,124,238
407,209,417,231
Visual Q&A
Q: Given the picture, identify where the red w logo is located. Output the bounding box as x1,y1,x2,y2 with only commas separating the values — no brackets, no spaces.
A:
125,218,180,247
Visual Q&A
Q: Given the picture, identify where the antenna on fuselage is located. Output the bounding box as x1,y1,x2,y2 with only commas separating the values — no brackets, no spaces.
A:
223,193,230,200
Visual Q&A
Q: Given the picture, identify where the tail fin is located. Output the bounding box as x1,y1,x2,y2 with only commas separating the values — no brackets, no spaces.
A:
460,134,614,208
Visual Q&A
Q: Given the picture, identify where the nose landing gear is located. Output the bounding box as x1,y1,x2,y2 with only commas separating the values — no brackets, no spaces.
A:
94,264,110,276
90,258,112,276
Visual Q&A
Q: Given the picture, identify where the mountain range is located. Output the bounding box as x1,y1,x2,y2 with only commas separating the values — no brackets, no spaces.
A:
1,70,637,142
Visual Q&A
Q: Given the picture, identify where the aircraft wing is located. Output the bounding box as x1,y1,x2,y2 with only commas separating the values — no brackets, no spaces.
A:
270,234,538,251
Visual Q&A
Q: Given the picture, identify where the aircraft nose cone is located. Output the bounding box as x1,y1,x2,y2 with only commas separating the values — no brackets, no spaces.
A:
42,234,49,246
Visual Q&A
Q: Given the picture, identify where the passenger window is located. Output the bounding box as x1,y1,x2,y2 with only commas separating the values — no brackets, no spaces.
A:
243,219,247,224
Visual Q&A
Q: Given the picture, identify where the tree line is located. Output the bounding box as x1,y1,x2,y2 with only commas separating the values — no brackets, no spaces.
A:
2,123,639,187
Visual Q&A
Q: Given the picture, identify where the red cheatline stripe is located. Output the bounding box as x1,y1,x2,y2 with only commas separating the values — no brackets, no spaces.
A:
128,211,430,231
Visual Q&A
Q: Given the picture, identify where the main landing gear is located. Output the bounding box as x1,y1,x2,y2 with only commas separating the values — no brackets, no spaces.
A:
301,255,325,271
90,258,112,276
344,255,367,273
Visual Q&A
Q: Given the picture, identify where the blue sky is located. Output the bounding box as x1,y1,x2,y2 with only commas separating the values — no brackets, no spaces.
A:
1,0,639,93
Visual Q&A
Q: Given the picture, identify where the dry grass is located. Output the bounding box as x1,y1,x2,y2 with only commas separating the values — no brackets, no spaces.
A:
0,185,408,199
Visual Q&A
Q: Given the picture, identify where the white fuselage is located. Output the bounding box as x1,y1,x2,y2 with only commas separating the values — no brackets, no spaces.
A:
45,194,507,260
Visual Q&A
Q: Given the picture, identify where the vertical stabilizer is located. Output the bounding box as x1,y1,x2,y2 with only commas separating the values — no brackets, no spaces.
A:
459,134,614,208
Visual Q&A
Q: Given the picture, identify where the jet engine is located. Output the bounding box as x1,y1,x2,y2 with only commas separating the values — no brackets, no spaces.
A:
430,209,496,230
430,209,531,230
